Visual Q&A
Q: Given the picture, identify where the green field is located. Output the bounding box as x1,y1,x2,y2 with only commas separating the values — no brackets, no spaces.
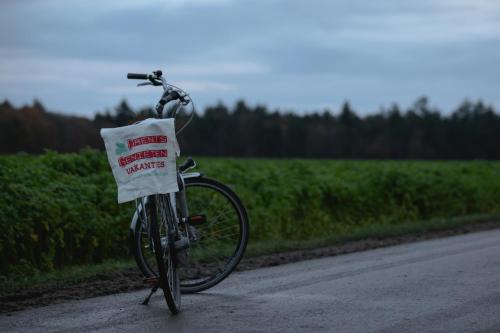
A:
1,150,500,278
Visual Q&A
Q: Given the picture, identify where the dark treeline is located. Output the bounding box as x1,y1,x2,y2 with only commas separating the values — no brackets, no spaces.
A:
1,97,499,159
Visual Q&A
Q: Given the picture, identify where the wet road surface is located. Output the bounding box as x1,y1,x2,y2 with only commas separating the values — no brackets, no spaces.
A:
1,229,500,333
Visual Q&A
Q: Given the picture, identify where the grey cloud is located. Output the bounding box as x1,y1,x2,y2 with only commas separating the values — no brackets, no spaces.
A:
0,0,499,115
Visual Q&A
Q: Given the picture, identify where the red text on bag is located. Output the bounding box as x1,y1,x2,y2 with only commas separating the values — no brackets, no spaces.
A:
118,149,167,167
127,135,167,150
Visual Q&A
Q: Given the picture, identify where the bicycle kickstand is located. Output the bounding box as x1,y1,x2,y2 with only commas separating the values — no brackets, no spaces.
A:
142,279,160,305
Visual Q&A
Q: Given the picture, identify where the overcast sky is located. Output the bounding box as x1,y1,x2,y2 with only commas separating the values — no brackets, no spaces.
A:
1,0,499,116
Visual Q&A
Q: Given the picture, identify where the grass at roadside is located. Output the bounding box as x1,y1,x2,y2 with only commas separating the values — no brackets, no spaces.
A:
245,213,500,256
2,213,499,296
0,259,137,296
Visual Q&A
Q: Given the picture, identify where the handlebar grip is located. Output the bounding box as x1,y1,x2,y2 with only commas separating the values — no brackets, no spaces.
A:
127,73,148,80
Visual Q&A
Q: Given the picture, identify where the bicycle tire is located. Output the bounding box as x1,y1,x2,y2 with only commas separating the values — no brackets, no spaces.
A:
134,177,249,294
148,194,181,314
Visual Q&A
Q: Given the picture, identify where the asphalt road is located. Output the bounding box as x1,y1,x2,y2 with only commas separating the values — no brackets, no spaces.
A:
2,229,500,333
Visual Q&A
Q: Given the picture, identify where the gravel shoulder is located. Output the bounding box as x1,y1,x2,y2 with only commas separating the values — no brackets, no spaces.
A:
1,219,499,314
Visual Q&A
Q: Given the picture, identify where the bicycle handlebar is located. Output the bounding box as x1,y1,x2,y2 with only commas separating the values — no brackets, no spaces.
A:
126,70,192,120
127,73,149,80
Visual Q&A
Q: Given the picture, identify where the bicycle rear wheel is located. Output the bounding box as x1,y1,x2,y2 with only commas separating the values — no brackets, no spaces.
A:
134,177,249,294
178,177,249,293
149,194,181,314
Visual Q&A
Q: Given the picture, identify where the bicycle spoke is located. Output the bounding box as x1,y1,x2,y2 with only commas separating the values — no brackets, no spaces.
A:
203,224,239,234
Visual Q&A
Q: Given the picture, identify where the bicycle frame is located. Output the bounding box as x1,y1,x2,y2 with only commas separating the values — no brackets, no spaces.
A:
129,171,201,245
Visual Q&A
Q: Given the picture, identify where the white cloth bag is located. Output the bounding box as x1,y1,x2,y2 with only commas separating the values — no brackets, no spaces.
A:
100,118,180,203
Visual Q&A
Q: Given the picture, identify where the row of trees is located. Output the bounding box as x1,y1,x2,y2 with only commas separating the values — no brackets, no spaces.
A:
1,97,499,159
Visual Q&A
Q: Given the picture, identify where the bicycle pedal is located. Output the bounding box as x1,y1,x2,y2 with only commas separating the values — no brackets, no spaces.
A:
186,214,206,225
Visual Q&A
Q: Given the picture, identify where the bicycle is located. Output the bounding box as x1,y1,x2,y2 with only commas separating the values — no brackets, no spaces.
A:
125,70,249,314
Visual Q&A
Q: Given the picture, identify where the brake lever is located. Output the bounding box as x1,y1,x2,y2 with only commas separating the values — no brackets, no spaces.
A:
137,78,162,87
148,77,163,86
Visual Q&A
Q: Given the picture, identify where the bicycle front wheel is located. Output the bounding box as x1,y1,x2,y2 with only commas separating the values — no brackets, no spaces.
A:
149,194,181,314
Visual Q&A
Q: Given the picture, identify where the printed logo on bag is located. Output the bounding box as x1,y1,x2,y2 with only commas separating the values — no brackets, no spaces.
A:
115,142,128,155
